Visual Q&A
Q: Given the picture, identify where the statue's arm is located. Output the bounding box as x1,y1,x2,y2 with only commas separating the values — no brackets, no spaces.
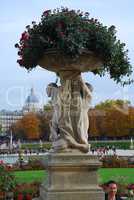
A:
79,78,92,98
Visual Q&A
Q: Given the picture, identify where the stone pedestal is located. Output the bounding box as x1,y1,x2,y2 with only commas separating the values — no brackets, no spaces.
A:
39,151,104,200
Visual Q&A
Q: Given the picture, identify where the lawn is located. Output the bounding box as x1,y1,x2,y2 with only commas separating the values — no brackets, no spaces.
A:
14,168,134,184
98,168,134,184
14,170,47,183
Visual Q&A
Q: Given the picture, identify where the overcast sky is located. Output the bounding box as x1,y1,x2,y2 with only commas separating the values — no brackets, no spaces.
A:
0,0,134,110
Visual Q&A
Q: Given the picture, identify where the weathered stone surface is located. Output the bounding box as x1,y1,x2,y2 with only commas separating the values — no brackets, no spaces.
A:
38,49,102,73
39,150,104,200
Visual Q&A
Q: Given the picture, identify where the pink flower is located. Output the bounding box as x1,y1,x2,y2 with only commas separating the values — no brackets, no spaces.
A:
0,160,4,164
20,31,29,41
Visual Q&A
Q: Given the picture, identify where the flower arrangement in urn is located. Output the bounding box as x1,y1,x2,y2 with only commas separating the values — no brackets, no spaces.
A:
15,7,133,85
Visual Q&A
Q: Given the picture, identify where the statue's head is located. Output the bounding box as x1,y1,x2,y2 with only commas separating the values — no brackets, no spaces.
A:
85,82,93,92
46,83,58,97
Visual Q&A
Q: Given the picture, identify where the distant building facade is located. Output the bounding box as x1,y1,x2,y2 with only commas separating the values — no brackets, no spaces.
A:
0,88,41,133
0,110,23,133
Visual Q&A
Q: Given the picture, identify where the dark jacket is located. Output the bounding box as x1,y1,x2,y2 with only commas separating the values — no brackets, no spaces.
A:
105,193,123,200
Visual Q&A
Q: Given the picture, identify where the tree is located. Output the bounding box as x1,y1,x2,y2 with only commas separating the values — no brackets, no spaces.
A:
13,113,40,140
37,112,52,141
95,99,130,112
11,121,26,140
88,108,107,138
105,108,129,138
88,109,99,137
128,106,134,137
89,99,133,138
43,101,52,112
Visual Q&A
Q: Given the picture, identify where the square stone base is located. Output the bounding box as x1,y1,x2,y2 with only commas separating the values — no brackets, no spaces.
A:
40,187,104,200
39,150,104,200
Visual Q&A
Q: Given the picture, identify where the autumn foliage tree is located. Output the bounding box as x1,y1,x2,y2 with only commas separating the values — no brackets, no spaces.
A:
88,99,134,139
88,109,107,138
13,112,40,140
37,111,52,141
95,99,130,110
105,108,130,137
12,99,134,140
128,106,134,137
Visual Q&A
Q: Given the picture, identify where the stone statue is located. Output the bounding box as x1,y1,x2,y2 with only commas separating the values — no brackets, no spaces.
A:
47,71,93,153
39,51,104,200
81,82,93,144
46,83,60,142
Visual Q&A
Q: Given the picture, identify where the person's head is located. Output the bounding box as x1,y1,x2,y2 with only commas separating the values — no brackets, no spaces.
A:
85,82,93,92
46,83,58,97
107,181,117,196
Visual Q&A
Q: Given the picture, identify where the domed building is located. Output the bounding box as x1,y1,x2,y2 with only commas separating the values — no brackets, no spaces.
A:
0,87,41,134
23,88,40,113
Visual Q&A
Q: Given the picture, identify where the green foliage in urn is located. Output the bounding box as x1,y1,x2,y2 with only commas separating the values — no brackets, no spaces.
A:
15,7,133,85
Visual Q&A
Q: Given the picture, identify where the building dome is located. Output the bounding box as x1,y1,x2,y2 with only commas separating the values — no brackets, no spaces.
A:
23,88,40,113
25,88,39,104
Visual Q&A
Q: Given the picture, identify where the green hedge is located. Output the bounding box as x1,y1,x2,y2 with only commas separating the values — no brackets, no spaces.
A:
90,141,131,149
21,143,52,150
21,140,132,150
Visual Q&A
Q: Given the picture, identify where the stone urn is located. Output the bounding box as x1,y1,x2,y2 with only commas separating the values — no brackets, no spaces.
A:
38,49,102,73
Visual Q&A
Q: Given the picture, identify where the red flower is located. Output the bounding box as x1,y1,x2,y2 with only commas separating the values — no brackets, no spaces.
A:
0,160,4,164
128,184,134,190
17,194,23,200
26,194,32,200
20,31,29,41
